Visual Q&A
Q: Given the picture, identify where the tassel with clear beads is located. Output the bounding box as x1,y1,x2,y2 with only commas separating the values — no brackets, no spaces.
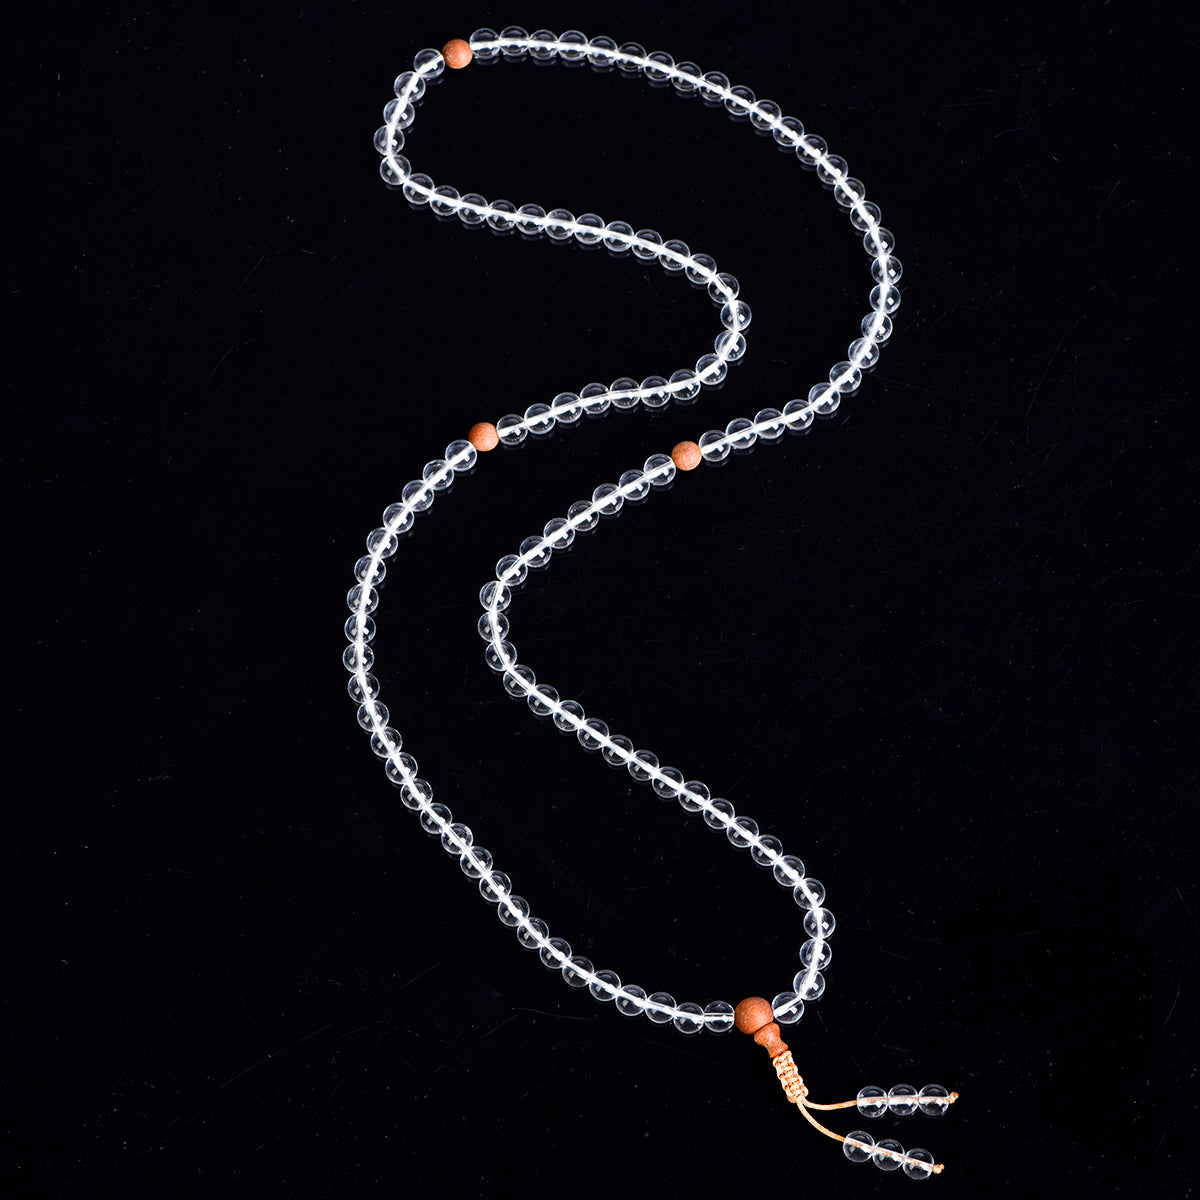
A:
735,997,958,1180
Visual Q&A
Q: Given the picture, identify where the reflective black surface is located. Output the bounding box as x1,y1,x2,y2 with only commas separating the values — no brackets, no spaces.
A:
10,2,1196,1195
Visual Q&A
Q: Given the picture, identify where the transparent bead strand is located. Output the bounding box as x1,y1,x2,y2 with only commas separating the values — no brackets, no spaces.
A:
355,32,905,1029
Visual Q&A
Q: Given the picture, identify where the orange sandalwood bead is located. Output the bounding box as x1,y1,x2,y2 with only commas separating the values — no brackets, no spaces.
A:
735,996,788,1058
468,422,499,452
442,38,473,69
671,440,702,471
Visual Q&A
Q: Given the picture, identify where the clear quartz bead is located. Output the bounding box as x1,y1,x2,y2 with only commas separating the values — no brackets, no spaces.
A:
874,1139,905,1172
670,369,701,401
628,750,659,781
844,1132,874,1164
499,26,529,57
562,956,593,987
471,28,500,59
725,85,755,116
574,213,605,244
523,403,556,435
652,767,684,800
793,878,826,909
557,30,588,62
619,468,651,501
772,854,804,887
751,834,782,866
517,916,548,949
553,699,585,734
545,208,575,240
631,229,662,261
609,377,639,410
702,798,735,830
749,98,781,130
720,299,752,330
725,417,756,450
516,204,546,235
413,48,444,77
799,937,833,971
589,969,621,1001
727,816,758,848
616,42,647,73
703,1000,735,1032
803,907,836,938
645,992,676,1024
797,970,826,1001
782,399,814,430
695,353,727,385
602,220,633,252
539,936,571,969
698,430,730,462
889,1085,919,1117
615,984,648,1016
644,51,674,82
918,1085,952,1116
679,780,708,814
601,734,634,767
672,62,703,92
497,894,528,927
754,408,785,440
586,35,618,67
479,871,511,903
486,200,517,231
528,30,557,61
673,1003,704,1035
903,1150,936,1181
857,1086,889,1119
578,718,609,751
771,992,804,1024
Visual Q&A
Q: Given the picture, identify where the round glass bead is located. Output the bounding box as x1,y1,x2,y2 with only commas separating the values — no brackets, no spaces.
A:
644,51,674,82
715,330,746,361
631,229,662,261
817,153,848,185
844,1132,874,1164
804,907,836,938
373,124,404,155
608,377,639,410
749,98,781,130
772,854,804,887
499,26,529,57
589,969,621,1001
429,185,460,217
578,718,609,751
346,671,379,703
652,766,684,800
702,798,735,830
479,871,511,903
782,399,815,430
457,193,487,226
857,1086,889,1119
502,667,535,701
708,271,739,301
557,30,588,62
725,417,756,450
695,353,727,385
918,1085,952,1116
672,61,702,92
698,430,730,462
579,382,610,416
685,253,717,284
422,459,453,490
669,369,701,402
528,30,557,61
638,377,669,410
831,362,863,394
486,200,517,232
628,749,659,781
586,35,618,66
355,699,387,731
753,408,785,440
773,116,805,146
523,403,556,436
603,220,634,252
871,255,903,285
751,834,782,867
889,1085,919,1117
382,502,415,535
615,985,648,1016
471,28,500,59
673,1003,705,1035
870,283,901,314
727,816,758,848
698,70,730,101
399,777,431,811
862,312,894,344
495,554,528,585
460,846,492,878
794,877,825,909
720,300,752,331
834,176,866,207
864,225,896,256
800,937,833,971
539,936,571,969
343,641,373,672
369,727,401,759
808,384,839,416
601,734,634,767
903,1149,936,1181
418,802,452,836
850,201,883,232
353,555,383,587
874,1139,905,1172
659,239,689,270
848,337,880,369
391,71,425,101
771,992,804,1025
574,213,605,244
616,42,647,73
703,1000,735,1033
552,699,585,734
479,579,510,611
592,483,624,514
724,85,755,116
516,204,546,235
378,154,409,187
619,468,651,501
796,133,827,165
545,208,575,240
527,685,560,717
517,916,548,949
568,500,599,531
562,955,593,987
646,992,676,1024
497,894,528,927
484,641,518,672
518,535,552,569
797,970,826,1001
679,780,709,814
644,452,676,486
413,47,443,76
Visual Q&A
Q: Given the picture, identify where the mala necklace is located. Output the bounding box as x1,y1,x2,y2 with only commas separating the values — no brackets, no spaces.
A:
349,28,958,1178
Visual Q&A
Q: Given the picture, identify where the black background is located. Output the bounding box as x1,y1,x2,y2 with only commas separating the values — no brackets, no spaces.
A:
7,1,1198,1196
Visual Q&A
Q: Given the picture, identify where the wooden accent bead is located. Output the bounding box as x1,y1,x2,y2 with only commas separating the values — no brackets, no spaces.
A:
671,440,701,471
442,38,473,70
735,996,788,1058
468,421,499,451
